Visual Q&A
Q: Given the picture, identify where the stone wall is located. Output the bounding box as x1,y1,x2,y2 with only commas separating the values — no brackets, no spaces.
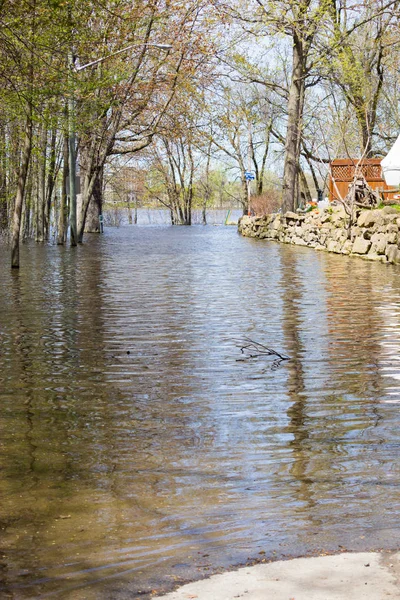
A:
238,206,400,264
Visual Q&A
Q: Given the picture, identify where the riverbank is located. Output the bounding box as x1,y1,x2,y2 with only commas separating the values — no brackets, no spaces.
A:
154,551,400,599
238,205,400,264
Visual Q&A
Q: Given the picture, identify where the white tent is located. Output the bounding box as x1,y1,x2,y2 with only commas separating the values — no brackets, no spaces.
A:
381,133,400,187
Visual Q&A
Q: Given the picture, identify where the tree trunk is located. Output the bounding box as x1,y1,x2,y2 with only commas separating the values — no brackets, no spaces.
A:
77,170,98,242
134,194,138,224
85,165,103,232
11,111,33,268
127,192,133,224
36,122,46,242
45,126,57,239
23,167,33,239
357,106,372,156
0,122,7,231
57,133,69,244
299,168,312,205
282,37,306,213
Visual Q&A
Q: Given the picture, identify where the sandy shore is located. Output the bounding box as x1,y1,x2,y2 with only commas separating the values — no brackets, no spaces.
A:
153,551,400,600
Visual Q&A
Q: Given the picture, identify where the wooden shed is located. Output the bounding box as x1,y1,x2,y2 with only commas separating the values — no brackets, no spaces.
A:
329,158,399,202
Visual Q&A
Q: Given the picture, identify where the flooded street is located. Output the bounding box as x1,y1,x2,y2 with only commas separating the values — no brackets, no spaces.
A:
1,223,400,599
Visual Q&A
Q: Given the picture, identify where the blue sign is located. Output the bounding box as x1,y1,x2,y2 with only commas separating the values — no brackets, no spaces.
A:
245,171,255,180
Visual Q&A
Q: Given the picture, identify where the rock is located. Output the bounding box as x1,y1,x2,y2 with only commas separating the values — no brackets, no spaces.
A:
386,244,400,264
382,206,398,214
365,252,381,261
352,237,372,254
272,216,282,231
239,215,252,226
331,212,346,226
294,226,304,236
387,232,398,245
327,240,342,253
370,233,388,255
284,211,302,221
341,240,353,254
333,204,347,215
357,210,385,228
292,236,307,246
333,228,344,241
383,213,399,224
238,210,400,267
320,212,331,224
350,226,361,241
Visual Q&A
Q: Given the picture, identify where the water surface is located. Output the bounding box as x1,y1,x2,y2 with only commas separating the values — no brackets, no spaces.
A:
1,223,400,599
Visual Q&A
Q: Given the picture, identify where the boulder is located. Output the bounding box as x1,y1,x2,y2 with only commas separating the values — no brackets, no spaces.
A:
383,213,400,224
382,206,399,215
292,236,308,246
386,244,400,264
294,226,304,236
284,211,304,221
370,233,388,255
352,237,372,254
386,223,398,233
350,226,361,241
365,252,381,261
327,240,342,253
331,212,346,226
333,228,344,241
272,216,282,231
239,215,252,226
357,209,385,228
387,232,398,245
341,240,353,254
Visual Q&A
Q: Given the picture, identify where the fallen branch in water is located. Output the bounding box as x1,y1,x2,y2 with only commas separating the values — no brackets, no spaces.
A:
235,337,290,369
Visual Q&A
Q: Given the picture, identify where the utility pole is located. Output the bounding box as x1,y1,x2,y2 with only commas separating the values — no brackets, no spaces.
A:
247,123,252,216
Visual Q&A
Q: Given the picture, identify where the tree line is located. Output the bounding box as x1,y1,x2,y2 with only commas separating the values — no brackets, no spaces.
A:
1,0,400,267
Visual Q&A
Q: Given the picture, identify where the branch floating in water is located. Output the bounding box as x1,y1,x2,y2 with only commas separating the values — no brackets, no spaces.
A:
235,337,290,369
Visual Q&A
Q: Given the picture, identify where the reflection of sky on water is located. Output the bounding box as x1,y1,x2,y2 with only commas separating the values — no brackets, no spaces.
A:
1,225,400,599
377,299,400,400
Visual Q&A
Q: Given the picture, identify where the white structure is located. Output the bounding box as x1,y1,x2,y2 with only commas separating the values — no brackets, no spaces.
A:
382,133,400,187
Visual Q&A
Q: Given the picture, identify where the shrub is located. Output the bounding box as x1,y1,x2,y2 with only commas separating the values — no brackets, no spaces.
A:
250,188,282,216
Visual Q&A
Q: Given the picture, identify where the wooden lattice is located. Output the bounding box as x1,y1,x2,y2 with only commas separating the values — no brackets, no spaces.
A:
331,164,353,180
329,158,397,202
331,159,383,182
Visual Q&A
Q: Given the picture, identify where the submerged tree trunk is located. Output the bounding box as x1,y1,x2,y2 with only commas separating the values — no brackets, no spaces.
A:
85,165,103,233
57,134,69,244
127,192,133,224
11,110,33,268
77,170,98,242
0,122,7,231
23,167,33,239
45,126,57,239
36,122,46,242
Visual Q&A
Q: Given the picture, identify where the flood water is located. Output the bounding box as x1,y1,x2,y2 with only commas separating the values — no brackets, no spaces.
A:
1,222,400,599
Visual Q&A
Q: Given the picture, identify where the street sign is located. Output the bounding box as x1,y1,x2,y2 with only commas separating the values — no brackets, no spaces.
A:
245,171,255,181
